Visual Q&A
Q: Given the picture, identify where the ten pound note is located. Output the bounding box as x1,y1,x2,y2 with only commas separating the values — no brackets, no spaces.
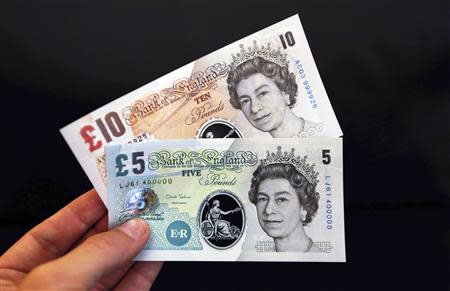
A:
60,15,343,204
106,138,345,261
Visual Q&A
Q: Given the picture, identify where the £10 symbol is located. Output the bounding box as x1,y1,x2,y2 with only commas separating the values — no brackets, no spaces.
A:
80,111,126,152
116,151,145,177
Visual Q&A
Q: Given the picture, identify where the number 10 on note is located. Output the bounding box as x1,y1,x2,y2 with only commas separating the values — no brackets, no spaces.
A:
80,111,126,152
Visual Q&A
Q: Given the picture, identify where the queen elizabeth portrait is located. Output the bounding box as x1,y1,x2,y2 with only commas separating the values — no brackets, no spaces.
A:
227,41,320,138
248,146,322,252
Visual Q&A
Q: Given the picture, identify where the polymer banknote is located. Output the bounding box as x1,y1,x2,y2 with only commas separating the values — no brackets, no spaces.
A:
106,138,345,261
61,14,343,203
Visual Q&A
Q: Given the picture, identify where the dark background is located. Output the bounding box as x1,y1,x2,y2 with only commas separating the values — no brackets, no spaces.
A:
1,1,449,290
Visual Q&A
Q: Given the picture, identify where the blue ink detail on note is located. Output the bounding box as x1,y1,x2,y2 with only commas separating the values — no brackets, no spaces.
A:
110,200,202,250
166,220,191,246
125,188,147,210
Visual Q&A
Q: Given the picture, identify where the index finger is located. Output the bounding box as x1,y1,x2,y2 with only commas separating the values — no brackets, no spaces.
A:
2,188,106,272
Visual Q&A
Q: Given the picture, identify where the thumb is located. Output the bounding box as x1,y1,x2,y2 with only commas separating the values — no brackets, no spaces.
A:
20,218,150,290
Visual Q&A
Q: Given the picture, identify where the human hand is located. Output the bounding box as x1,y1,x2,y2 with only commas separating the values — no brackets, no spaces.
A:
0,189,163,290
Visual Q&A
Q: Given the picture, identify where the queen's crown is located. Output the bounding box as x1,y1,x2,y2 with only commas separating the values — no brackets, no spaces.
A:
229,40,289,70
261,146,319,185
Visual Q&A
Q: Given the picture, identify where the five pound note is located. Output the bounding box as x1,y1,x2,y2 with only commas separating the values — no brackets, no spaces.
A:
106,138,345,262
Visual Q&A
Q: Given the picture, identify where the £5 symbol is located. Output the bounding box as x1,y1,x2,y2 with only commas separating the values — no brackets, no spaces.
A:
116,151,145,177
